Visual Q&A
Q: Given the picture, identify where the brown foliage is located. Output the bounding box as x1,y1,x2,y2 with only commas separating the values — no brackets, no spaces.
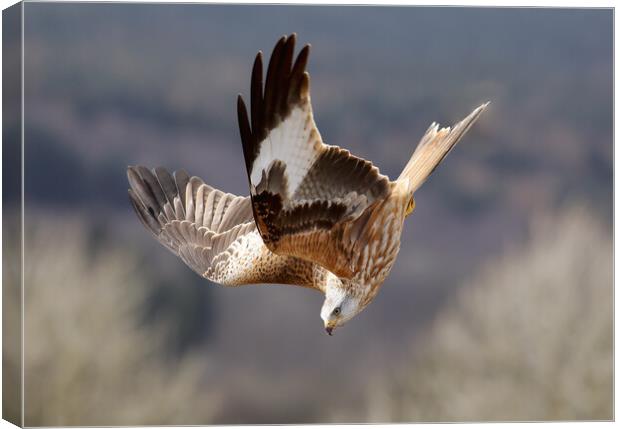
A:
6,216,219,426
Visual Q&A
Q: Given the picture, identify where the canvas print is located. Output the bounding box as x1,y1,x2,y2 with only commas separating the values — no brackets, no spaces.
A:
2,3,613,426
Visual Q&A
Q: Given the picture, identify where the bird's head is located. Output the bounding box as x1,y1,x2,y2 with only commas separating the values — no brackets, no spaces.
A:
320,277,364,335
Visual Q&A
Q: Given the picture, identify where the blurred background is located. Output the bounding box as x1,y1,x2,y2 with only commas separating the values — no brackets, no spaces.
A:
4,4,612,425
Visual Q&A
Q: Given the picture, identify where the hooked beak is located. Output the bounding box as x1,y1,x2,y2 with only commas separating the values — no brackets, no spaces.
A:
325,326,334,336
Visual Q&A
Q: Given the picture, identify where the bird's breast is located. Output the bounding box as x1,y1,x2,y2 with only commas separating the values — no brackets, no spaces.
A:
356,196,406,285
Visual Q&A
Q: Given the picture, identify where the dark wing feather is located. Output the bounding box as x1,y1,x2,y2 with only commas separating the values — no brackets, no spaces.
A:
237,34,391,278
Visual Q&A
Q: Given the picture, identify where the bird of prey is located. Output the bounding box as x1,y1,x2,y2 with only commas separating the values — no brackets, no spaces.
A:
128,34,488,335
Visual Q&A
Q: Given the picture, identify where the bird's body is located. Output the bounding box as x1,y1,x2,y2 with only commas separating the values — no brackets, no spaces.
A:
128,34,488,334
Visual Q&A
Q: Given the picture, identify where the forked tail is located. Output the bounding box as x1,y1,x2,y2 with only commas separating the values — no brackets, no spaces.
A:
398,102,489,196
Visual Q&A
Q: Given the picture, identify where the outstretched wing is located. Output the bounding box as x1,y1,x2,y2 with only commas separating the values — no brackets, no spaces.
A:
237,34,391,278
127,166,321,290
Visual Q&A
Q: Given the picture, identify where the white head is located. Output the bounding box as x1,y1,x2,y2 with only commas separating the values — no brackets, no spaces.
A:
320,275,364,335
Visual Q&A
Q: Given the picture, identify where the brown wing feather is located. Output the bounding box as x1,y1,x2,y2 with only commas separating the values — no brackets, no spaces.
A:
127,166,321,289
237,34,391,278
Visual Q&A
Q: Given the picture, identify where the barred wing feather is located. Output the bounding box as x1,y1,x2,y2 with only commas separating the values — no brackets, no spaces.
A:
127,166,320,289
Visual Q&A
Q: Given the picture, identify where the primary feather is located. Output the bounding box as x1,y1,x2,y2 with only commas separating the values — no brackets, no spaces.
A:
127,166,325,289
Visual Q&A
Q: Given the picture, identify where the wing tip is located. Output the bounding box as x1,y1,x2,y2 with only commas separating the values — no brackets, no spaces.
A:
240,34,314,179
237,93,247,109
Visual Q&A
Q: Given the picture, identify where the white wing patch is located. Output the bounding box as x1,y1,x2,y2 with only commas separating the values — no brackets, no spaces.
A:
250,105,323,196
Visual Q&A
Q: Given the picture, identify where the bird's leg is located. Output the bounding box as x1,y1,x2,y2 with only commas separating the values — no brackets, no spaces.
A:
405,196,416,217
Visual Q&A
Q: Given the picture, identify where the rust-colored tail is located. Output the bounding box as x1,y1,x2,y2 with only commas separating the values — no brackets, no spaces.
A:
398,102,489,196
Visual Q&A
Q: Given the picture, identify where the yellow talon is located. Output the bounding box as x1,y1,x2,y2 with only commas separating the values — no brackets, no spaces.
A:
405,196,416,217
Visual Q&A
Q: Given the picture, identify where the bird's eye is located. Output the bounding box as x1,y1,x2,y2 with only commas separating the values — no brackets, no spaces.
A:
332,307,341,316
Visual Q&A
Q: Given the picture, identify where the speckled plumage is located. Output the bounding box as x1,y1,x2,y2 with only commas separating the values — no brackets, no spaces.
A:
128,165,333,291
128,34,488,333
